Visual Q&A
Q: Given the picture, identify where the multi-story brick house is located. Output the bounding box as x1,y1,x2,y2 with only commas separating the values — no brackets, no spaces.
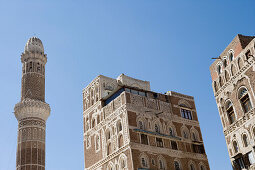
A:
83,74,209,170
210,34,255,169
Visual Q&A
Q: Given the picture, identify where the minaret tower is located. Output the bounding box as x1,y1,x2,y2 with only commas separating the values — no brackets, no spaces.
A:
14,37,50,170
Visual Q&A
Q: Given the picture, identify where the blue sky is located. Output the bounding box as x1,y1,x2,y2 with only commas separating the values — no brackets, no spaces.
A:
0,0,254,170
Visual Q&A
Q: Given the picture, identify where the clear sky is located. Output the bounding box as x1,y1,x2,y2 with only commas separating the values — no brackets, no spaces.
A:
0,0,254,170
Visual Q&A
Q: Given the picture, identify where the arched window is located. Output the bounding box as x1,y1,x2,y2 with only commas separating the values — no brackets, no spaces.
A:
239,88,252,113
151,159,155,166
238,58,244,69
141,156,148,168
242,134,248,147
219,76,223,87
174,161,181,170
138,120,145,130
169,127,174,136
200,165,206,170
159,159,165,170
107,143,111,155
213,81,218,92
119,156,127,169
92,118,95,128
217,65,222,75
106,131,111,140
190,164,196,170
192,132,197,141
233,141,239,153
225,70,230,82
229,53,234,61
117,121,122,133
155,123,160,133
118,134,123,148
95,135,100,151
97,115,100,124
226,100,235,124
182,129,189,139
223,59,227,67
231,64,237,76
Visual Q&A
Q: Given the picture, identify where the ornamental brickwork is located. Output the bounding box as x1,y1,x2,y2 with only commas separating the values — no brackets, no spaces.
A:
14,37,50,170
83,74,210,170
210,34,255,169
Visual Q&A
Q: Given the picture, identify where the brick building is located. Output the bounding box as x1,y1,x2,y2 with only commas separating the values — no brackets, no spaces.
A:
83,74,209,170
210,34,255,169
14,37,51,170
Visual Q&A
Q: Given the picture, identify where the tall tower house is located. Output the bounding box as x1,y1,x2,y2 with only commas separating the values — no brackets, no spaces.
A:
210,35,255,169
14,37,51,170
83,74,210,170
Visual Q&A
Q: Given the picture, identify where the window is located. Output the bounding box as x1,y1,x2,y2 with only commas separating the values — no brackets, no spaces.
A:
159,159,165,170
192,144,205,154
131,89,138,95
242,134,248,147
217,65,222,74
234,157,245,169
141,134,148,145
106,131,111,140
181,109,192,120
174,161,181,170
183,130,189,139
138,121,145,130
151,159,155,166
37,63,41,72
223,59,227,67
95,135,100,151
239,88,252,113
156,138,163,147
192,132,197,141
92,119,95,128
139,91,146,96
125,88,147,97
117,121,122,132
119,157,126,169
226,101,235,124
141,157,148,168
171,141,178,150
155,124,160,133
169,127,174,136
107,143,111,155
229,53,234,61
118,134,123,148
233,141,239,153
200,165,206,170
190,164,195,170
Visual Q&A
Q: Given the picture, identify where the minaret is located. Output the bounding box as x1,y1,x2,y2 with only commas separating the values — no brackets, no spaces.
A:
14,37,50,170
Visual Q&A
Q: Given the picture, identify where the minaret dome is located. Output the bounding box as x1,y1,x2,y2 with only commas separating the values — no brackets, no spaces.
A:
24,37,44,53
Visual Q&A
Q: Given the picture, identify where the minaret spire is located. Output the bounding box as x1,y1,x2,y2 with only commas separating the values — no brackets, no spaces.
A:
14,37,50,170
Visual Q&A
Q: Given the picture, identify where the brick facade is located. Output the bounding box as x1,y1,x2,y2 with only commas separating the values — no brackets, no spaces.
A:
14,37,50,170
83,74,210,170
210,34,255,169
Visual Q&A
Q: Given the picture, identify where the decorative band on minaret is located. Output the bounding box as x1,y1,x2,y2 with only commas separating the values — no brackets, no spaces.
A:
14,37,50,170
